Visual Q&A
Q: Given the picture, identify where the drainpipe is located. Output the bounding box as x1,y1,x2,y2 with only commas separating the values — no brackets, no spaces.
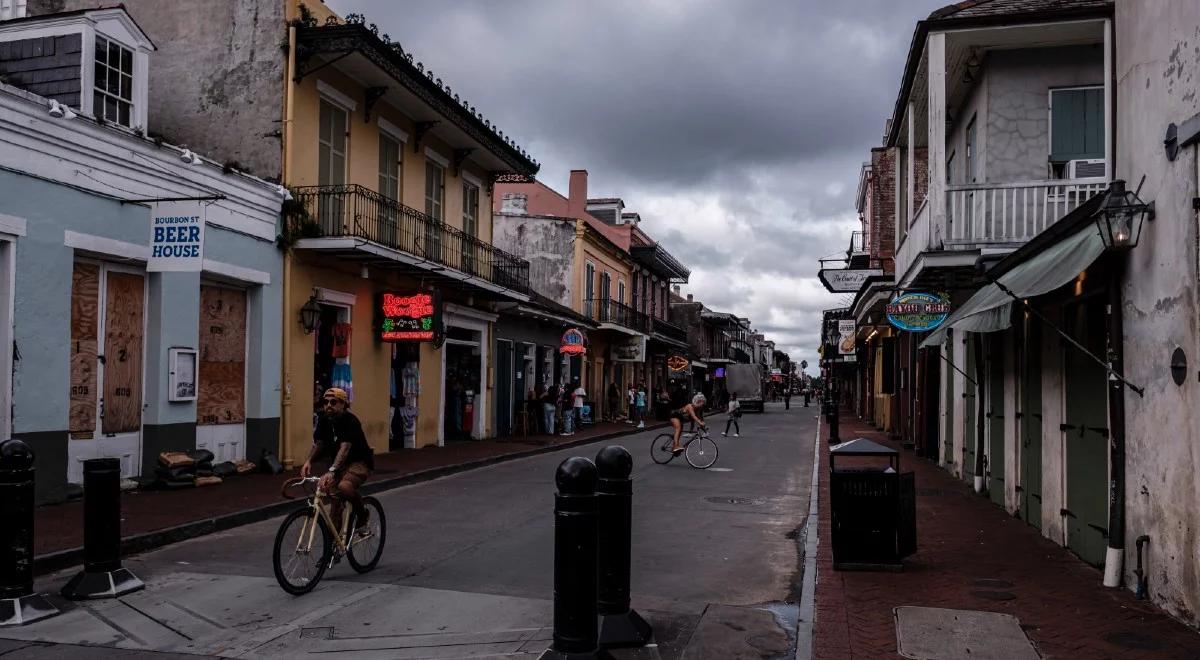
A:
973,335,986,493
279,25,297,466
1103,265,1127,587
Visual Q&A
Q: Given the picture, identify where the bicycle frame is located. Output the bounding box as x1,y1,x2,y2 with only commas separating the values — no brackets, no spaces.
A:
286,478,354,561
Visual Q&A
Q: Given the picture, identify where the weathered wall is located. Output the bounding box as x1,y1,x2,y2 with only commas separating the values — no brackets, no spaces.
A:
31,0,288,180
493,213,575,308
985,45,1104,182
946,68,987,184
869,147,896,270
1116,0,1200,627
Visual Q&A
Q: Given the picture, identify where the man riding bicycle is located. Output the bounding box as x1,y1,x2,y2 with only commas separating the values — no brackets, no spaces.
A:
668,393,707,454
301,387,374,537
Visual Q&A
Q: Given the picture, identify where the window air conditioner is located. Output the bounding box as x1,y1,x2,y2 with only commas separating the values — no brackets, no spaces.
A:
1067,159,1106,179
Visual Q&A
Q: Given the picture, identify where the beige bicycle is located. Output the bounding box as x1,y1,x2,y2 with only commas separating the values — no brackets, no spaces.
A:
273,476,386,595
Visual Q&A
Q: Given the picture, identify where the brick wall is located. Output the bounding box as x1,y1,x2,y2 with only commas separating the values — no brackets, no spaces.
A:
869,147,896,273
913,147,929,210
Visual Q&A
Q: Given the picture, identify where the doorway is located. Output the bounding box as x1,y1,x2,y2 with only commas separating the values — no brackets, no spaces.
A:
1062,298,1109,566
495,339,513,437
196,284,247,463
987,333,1006,506
1020,314,1043,528
314,302,352,430
444,327,482,442
68,261,146,482
963,333,977,484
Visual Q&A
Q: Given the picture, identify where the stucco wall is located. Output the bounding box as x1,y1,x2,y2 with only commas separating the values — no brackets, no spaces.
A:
985,45,1104,182
31,0,289,180
493,213,575,308
1115,0,1200,627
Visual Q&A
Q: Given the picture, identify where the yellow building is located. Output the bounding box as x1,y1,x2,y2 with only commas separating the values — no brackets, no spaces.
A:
279,3,539,463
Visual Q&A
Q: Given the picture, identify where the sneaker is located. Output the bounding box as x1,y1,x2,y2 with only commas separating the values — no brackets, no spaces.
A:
353,524,373,541
734,433,740,438
560,432,570,436
637,422,644,429
721,431,727,437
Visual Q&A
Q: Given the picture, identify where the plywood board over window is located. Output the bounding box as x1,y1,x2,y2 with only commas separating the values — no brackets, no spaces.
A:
70,262,99,439
197,286,246,426
102,271,144,434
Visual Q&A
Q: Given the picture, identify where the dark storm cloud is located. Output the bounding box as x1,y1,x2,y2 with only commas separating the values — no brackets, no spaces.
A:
328,0,947,366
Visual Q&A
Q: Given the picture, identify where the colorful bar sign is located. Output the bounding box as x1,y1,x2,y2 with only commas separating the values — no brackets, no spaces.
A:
885,292,951,332
378,292,439,342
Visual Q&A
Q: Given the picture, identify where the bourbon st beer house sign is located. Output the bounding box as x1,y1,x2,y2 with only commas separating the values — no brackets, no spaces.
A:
886,292,952,332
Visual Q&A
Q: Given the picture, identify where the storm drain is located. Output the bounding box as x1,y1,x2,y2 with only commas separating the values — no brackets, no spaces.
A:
706,496,767,506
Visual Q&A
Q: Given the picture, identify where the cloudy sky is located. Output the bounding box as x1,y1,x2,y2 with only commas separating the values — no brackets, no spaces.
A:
331,0,946,374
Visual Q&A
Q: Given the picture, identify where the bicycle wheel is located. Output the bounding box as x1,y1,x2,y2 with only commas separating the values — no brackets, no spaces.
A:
651,433,678,464
347,497,386,573
685,435,719,469
273,508,332,595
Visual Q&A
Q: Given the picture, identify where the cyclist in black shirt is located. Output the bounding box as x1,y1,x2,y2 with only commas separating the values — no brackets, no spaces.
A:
302,387,375,536
668,393,707,454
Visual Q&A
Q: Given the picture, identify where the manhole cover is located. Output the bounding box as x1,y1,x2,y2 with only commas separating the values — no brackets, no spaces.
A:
706,496,766,506
1104,631,1164,651
973,578,1014,589
970,590,1016,601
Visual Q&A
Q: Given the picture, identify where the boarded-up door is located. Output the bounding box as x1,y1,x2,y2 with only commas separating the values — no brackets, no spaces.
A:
1020,316,1043,529
1063,299,1109,566
102,272,145,435
987,334,1006,507
197,285,247,462
70,263,100,440
963,334,977,483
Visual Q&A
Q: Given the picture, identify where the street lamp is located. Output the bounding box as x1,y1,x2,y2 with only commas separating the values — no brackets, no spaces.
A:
299,294,322,334
1095,180,1153,250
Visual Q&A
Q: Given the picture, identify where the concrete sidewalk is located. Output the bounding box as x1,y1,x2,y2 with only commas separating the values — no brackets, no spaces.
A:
812,413,1200,659
34,420,666,574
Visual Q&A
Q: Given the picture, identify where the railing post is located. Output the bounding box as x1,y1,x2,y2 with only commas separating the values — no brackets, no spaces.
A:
0,440,60,627
61,458,144,600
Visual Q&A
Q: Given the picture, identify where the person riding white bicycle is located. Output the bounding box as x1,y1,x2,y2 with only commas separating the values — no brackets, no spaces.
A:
668,393,707,454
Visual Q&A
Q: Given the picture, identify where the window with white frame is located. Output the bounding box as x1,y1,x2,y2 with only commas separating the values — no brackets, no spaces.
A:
0,0,27,20
94,36,134,126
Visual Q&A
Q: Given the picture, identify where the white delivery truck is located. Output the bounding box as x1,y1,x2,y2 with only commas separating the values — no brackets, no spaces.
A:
725,364,765,412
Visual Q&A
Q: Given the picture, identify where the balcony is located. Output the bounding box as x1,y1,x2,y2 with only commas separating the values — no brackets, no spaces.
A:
650,316,688,345
630,244,690,282
585,298,648,334
289,184,530,296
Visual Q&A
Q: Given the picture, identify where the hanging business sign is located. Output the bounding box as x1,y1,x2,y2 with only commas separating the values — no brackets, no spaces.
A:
147,201,206,272
837,320,856,356
818,268,883,293
666,354,690,372
885,292,952,332
378,292,440,342
560,328,587,355
611,334,646,362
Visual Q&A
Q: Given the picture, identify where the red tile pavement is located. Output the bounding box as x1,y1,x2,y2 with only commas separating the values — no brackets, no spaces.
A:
813,413,1200,660
35,420,664,559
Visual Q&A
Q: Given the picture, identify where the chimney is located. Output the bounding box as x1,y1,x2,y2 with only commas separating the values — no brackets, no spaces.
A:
568,170,588,218
687,294,693,302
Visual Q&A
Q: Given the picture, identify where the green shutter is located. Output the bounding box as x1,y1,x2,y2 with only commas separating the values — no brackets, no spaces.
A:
1051,88,1104,162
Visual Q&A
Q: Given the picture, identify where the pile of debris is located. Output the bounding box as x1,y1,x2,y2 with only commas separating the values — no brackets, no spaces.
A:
154,450,257,489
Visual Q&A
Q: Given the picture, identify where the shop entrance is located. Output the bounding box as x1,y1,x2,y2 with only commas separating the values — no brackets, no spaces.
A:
1063,298,1109,566
390,343,420,450
314,301,352,430
444,327,482,442
196,284,247,463
68,261,146,482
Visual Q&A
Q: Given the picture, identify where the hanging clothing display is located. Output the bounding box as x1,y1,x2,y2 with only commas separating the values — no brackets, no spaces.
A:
331,323,352,358
402,362,420,396
331,359,353,401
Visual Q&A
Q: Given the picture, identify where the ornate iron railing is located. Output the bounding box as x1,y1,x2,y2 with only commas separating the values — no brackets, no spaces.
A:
650,317,688,344
584,298,649,333
291,184,530,294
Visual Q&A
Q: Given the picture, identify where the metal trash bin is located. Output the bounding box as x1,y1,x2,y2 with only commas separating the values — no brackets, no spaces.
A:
828,437,916,571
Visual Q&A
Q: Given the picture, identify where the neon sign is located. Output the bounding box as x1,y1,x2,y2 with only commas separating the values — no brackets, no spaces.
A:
885,292,951,332
560,328,587,355
378,292,439,342
666,355,690,371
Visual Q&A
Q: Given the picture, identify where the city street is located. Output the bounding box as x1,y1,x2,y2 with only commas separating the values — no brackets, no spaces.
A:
3,404,816,659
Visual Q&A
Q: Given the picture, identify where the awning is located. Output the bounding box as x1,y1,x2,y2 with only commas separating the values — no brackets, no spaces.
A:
920,224,1106,348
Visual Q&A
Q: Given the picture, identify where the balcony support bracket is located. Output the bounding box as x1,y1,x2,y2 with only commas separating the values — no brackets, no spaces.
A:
363,86,388,122
412,121,439,153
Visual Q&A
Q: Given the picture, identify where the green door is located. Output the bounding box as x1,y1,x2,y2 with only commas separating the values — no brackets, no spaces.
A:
963,333,977,484
987,334,1005,507
943,336,954,465
1063,300,1109,566
1020,318,1043,529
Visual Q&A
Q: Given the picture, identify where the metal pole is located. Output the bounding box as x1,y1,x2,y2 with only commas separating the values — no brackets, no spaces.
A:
973,336,986,494
1103,266,1127,588
539,457,611,660
595,446,652,648
0,440,59,626
61,458,144,600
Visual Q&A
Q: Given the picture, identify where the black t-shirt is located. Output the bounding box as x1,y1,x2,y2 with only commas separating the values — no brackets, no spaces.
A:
313,411,374,469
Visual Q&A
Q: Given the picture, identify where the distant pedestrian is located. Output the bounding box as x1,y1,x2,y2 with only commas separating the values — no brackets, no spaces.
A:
607,382,619,422
784,388,791,410
723,393,741,437
542,384,558,435
626,385,637,423
635,384,647,429
803,387,810,407
570,380,587,434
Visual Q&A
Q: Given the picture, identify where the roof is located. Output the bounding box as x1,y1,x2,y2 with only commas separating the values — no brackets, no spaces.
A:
1,6,157,50
885,0,1113,146
587,197,623,205
522,292,597,328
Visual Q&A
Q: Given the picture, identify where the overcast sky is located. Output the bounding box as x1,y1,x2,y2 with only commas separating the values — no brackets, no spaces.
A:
330,0,947,374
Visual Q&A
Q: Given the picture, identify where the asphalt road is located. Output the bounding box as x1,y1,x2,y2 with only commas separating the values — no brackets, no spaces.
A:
12,402,818,659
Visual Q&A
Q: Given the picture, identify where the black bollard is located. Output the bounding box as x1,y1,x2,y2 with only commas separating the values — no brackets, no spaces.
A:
61,458,143,600
540,457,612,660
595,446,652,648
0,440,59,626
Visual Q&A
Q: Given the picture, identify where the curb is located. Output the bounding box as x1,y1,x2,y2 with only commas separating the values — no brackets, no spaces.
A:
33,422,668,576
795,413,822,660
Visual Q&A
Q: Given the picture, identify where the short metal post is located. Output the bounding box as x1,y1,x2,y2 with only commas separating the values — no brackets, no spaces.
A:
0,440,59,626
829,383,841,443
61,458,144,600
595,446,651,648
540,457,611,660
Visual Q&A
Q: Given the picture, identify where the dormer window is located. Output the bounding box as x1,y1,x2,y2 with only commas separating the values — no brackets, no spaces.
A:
94,36,133,126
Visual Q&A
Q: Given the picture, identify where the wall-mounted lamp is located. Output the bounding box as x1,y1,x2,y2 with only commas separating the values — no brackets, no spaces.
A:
299,294,322,334
1094,179,1154,250
47,100,77,119
179,149,202,166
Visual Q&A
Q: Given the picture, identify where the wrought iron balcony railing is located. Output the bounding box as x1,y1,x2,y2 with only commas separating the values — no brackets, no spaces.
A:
584,298,649,333
650,317,688,344
290,184,530,294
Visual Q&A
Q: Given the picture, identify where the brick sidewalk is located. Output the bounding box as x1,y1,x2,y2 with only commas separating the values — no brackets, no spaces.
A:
35,420,664,561
813,413,1200,659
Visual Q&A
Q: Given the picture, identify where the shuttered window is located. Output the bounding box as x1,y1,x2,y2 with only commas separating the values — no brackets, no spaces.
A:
1050,87,1104,162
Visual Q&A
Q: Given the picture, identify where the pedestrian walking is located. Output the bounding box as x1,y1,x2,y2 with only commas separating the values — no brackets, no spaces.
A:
560,383,574,435
542,383,558,435
723,392,741,437
784,388,791,410
626,384,636,424
571,380,587,434
635,383,647,429
607,382,620,422
803,386,810,407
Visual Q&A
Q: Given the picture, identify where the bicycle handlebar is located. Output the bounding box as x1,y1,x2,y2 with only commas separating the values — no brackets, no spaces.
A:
280,476,320,499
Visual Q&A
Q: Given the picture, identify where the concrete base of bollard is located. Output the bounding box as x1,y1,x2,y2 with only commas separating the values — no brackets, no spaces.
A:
60,567,144,600
599,608,653,648
0,593,60,627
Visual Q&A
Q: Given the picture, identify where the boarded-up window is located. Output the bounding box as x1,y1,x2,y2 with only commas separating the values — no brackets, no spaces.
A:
101,271,144,433
197,286,246,426
70,262,99,439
